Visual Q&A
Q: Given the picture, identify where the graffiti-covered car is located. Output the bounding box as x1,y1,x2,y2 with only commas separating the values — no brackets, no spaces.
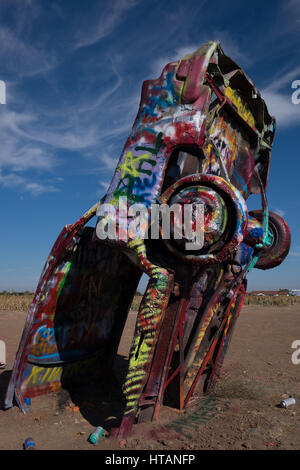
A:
6,41,291,438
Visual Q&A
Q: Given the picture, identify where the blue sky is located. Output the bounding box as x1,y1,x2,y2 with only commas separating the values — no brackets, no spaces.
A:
0,0,299,292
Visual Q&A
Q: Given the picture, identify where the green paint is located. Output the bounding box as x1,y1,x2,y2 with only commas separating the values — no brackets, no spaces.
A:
135,132,163,155
57,262,71,299
166,396,226,437
248,205,270,272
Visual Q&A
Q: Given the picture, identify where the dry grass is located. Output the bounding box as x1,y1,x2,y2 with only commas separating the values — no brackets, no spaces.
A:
1,292,299,312
0,292,144,312
132,293,300,309
0,292,34,311
131,295,143,311
244,294,300,307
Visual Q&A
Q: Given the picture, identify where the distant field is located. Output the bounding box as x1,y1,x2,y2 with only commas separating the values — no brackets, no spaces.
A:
0,291,299,312
244,293,300,306
0,292,34,311
0,293,145,311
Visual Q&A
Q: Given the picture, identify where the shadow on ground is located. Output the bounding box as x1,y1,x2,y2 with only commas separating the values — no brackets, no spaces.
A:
57,353,129,431
0,353,129,433
0,370,11,410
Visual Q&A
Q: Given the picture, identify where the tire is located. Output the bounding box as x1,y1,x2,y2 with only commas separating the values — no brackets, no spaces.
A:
249,210,291,270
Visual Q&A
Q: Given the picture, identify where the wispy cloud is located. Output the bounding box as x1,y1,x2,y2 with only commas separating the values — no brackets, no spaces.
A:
0,2,131,197
151,44,199,77
98,152,120,171
261,66,300,126
265,66,300,93
96,180,110,197
210,31,253,68
0,109,58,169
273,207,286,218
24,182,59,196
0,58,138,196
284,0,300,29
74,0,137,49
0,25,58,78
288,242,300,257
151,32,252,78
6,112,99,150
0,170,59,195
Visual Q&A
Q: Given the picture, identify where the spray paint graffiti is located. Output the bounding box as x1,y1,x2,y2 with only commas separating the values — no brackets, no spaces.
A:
6,41,291,440
110,133,162,206
225,86,255,128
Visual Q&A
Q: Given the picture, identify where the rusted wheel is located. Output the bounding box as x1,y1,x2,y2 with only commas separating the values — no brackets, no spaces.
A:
159,174,248,264
249,210,291,270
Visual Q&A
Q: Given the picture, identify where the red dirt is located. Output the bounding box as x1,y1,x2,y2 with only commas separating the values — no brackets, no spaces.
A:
1,304,300,450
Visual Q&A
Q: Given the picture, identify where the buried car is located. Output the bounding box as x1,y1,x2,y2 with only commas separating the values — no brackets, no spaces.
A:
5,41,291,438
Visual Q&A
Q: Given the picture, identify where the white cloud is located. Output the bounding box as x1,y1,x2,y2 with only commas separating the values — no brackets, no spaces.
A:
284,0,300,28
150,36,299,129
0,108,58,173
0,171,25,188
0,170,59,195
151,34,252,79
289,243,300,257
151,44,199,77
0,65,137,196
1,109,98,150
74,0,137,49
0,25,58,78
0,53,137,157
274,207,286,218
210,31,252,68
265,66,300,93
96,180,110,197
24,182,59,196
260,65,300,126
0,104,61,195
99,181,109,190
99,152,119,171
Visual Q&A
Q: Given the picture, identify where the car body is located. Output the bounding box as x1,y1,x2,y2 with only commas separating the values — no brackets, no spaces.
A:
6,41,291,438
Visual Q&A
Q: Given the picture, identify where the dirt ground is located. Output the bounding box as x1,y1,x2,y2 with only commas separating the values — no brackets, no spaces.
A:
1,303,300,451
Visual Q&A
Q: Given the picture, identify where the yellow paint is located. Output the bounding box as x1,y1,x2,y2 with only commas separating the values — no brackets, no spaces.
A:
225,86,255,127
194,303,220,355
224,313,232,336
25,365,62,386
184,302,221,389
30,336,58,356
117,151,151,179
202,115,239,176
121,238,172,415
130,337,152,370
